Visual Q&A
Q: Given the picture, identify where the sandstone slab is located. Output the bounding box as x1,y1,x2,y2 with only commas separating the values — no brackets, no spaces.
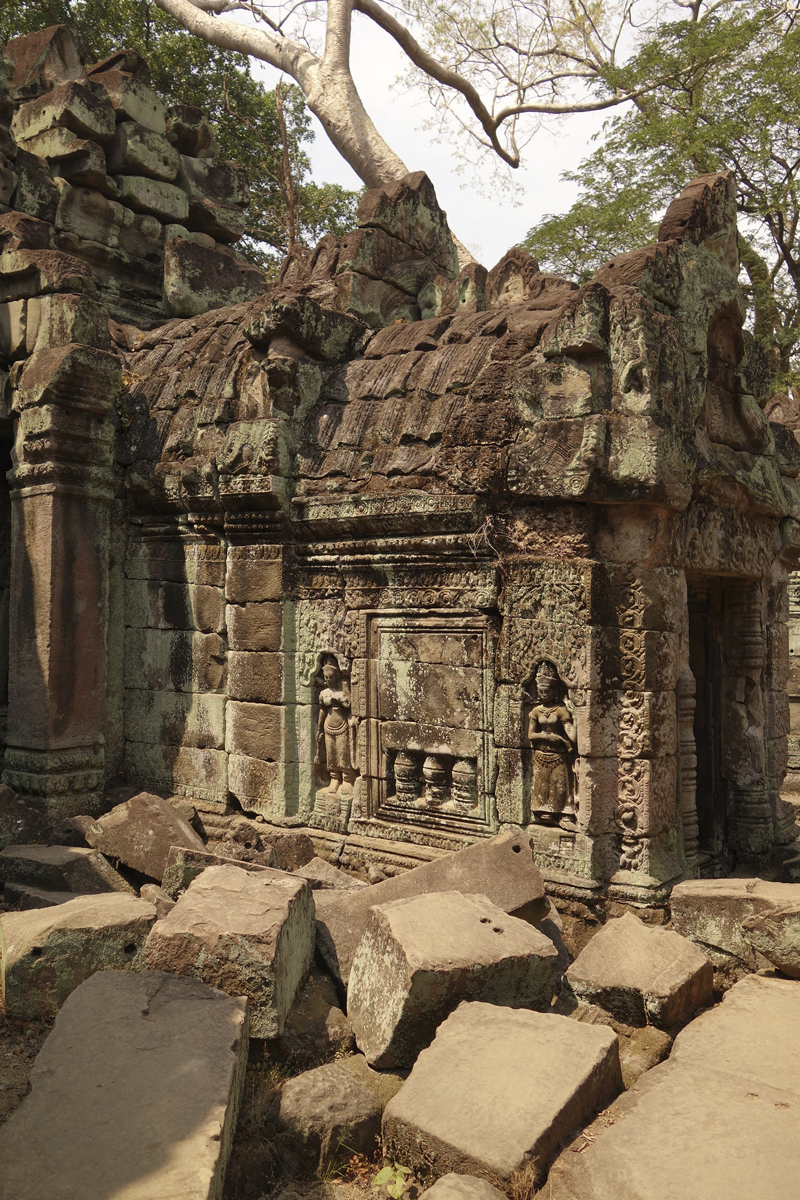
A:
0,970,247,1200
139,882,177,919
565,912,712,1028
295,856,367,890
316,831,547,986
276,964,354,1065
276,1053,401,1171
670,879,799,977
85,790,206,882
547,975,800,1200
0,785,46,850
348,891,560,1067
0,844,133,893
1,893,157,1018
382,1001,622,1184
161,844,278,897
419,1176,507,1200
3,882,86,909
145,863,314,1037
741,904,800,978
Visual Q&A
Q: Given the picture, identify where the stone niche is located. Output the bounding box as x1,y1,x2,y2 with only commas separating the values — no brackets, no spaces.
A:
2,28,799,903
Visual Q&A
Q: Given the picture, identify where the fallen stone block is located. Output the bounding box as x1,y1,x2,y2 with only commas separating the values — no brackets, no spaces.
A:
139,882,176,920
382,1001,621,1184
12,81,116,143
565,912,712,1028
741,904,800,979
0,970,247,1200
670,878,799,979
3,882,85,909
276,964,354,1066
259,826,316,871
617,1025,673,1090
295,856,367,890
85,790,206,882
277,1053,403,1171
40,813,94,846
348,891,560,1067
145,863,314,1037
161,844,278,898
316,830,547,987
0,844,134,893
419,1176,507,1200
1,893,157,1018
547,975,800,1200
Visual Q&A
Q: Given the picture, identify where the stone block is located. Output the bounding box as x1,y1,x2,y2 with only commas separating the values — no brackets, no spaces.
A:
124,578,225,632
741,904,800,979
124,689,225,750
228,651,285,702
225,552,283,603
123,628,225,692
107,120,180,181
26,292,111,350
382,1001,621,1183
12,80,115,143
139,882,176,920
0,893,157,1018
186,197,247,243
227,754,296,817
117,209,163,259
124,741,228,805
53,180,124,246
419,1177,507,1200
316,831,547,987
4,883,83,909
85,791,206,882
565,912,712,1028
276,1054,400,1171
0,299,27,358
114,174,189,222
226,700,291,761
176,154,248,206
226,601,283,650
260,827,317,870
547,975,800,1200
357,170,458,277
0,784,46,850
161,845,278,898
89,70,168,132
0,970,247,1200
5,25,84,103
0,845,134,894
7,149,59,221
670,878,800,973
348,891,560,1067
167,103,218,157
163,237,267,317
145,863,315,1037
294,856,367,890
277,964,355,1065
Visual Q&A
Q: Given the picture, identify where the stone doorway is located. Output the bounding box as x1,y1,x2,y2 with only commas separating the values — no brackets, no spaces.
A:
687,576,729,869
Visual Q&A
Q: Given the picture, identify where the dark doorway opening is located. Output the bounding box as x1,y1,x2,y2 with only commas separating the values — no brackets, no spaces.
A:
687,576,728,867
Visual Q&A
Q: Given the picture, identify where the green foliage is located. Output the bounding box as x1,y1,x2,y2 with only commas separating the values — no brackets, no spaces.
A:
1,0,361,268
523,2,800,390
373,1162,412,1199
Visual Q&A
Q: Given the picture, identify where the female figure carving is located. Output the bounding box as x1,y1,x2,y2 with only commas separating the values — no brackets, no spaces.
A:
315,654,358,795
527,660,577,824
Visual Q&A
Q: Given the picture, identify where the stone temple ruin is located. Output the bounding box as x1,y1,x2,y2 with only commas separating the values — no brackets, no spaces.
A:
1,23,799,916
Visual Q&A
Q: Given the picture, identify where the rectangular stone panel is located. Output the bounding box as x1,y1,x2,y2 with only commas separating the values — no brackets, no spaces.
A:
124,690,225,750
228,754,298,818
126,540,225,586
495,748,526,826
227,651,285,704
616,755,677,837
575,756,618,836
573,690,677,759
226,602,284,651
124,629,225,693
125,579,225,633
493,684,525,749
225,549,283,603
226,700,308,763
125,741,227,805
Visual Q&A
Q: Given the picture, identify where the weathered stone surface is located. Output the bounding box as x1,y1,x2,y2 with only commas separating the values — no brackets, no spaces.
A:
0,844,134,893
89,69,168,132
276,964,354,1065
277,1053,403,1170
383,1001,622,1183
348,891,560,1067
357,171,458,278
618,1025,673,1090
167,103,218,158
0,785,46,850
139,881,177,919
40,814,94,846
13,80,115,143
256,826,316,871
4,882,85,908
670,879,800,976
0,892,157,1018
107,120,180,181
6,25,84,103
316,832,547,986
565,912,712,1028
741,904,800,979
114,174,189,221
145,863,315,1036
419,1176,507,1200
163,236,267,317
161,844,278,897
85,790,206,882
0,970,248,1200
547,975,800,1200
295,856,367,890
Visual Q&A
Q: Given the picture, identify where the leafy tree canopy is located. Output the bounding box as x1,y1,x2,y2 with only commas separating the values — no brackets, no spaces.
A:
523,2,800,394
0,0,361,269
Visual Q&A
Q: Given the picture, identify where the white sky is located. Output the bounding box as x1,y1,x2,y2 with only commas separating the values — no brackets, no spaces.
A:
247,13,611,268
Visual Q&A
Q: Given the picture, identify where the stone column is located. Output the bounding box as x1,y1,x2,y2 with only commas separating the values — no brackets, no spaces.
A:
2,331,120,819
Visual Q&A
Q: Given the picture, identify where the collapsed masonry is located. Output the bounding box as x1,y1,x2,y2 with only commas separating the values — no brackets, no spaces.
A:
1,23,798,907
